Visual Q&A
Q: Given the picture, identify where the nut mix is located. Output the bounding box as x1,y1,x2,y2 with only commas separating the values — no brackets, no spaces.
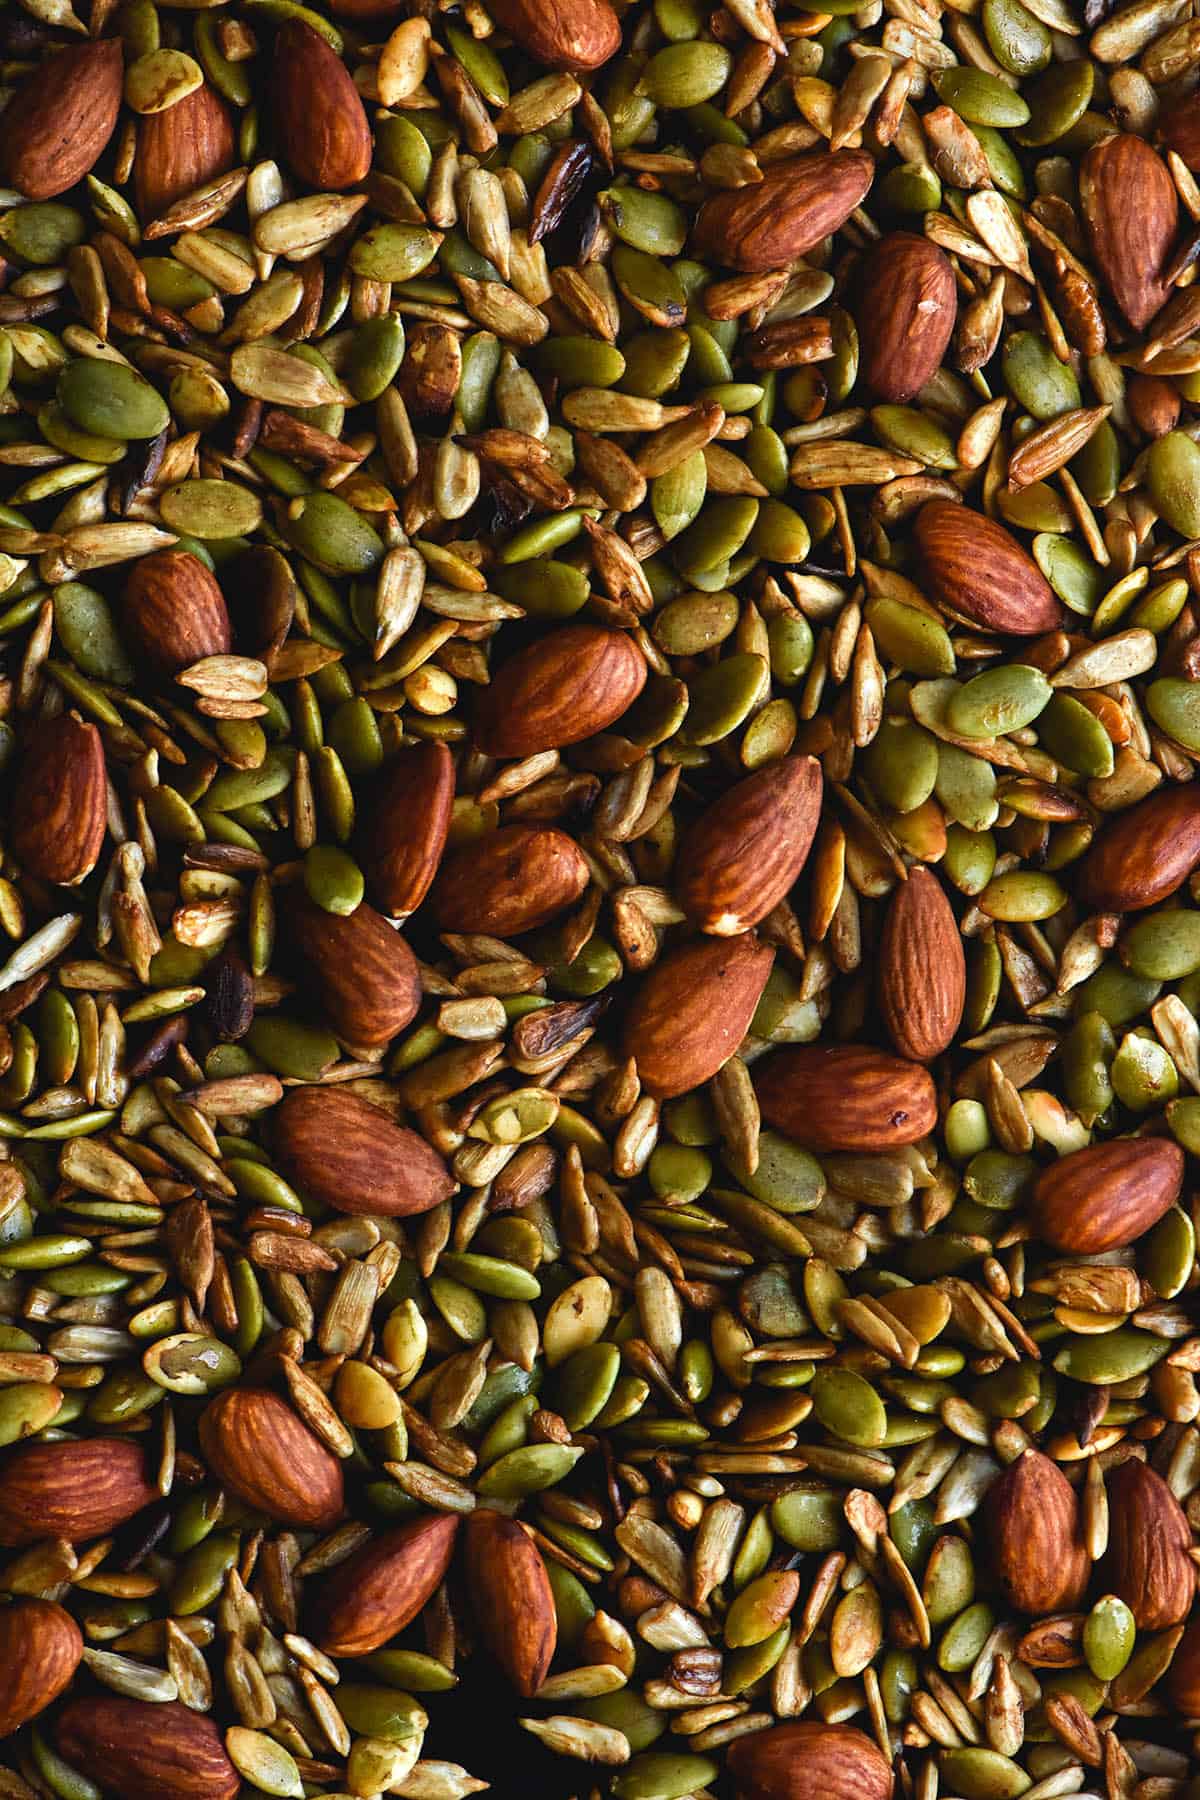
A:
12,0,1200,1796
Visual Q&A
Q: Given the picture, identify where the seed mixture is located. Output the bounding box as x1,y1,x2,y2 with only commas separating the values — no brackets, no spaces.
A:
5,0,1200,1796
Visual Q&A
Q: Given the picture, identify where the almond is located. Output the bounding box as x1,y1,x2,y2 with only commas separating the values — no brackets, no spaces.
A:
273,1085,456,1217
312,1513,459,1656
985,1449,1090,1616
286,895,421,1048
486,0,621,70
1167,1609,1200,1714
755,1044,937,1152
1080,132,1177,332
675,755,822,936
692,150,874,272
360,740,456,918
135,79,235,220
9,715,108,888
0,1599,82,1737
853,232,957,404
728,1721,894,1800
878,867,965,1061
623,933,775,1099
1106,1459,1195,1629
0,39,123,200
474,624,646,758
1076,782,1200,911
123,549,233,677
1161,95,1200,171
0,1437,156,1546
913,500,1064,636
198,1387,345,1530
433,825,589,934
58,1697,239,1800
464,1508,557,1697
273,19,372,190
1031,1136,1183,1253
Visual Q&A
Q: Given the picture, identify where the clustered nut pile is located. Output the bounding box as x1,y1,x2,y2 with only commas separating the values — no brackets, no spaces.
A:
10,0,1200,1798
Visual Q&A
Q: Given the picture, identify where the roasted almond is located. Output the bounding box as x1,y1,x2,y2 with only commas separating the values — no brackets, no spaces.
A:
0,1437,156,1546
878,867,965,1061
464,1507,557,1697
135,79,236,220
623,933,775,1099
1076,782,1200,911
985,1449,1090,1616
853,232,957,404
728,1721,894,1800
312,1512,459,1656
486,0,620,70
58,1697,239,1800
0,1599,82,1737
123,549,233,677
675,755,822,935
198,1387,345,1530
1106,1459,1195,1630
273,1085,456,1217
473,624,646,758
286,894,421,1048
692,150,874,272
360,740,456,918
755,1045,937,1152
10,715,108,888
1080,132,1177,332
913,500,1064,636
433,824,589,935
0,39,124,200
1031,1136,1183,1253
273,19,372,190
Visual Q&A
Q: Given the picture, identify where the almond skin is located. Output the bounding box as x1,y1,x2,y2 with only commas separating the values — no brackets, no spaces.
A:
728,1721,894,1800
985,1449,1090,1616
0,39,123,200
675,755,822,935
486,0,621,70
434,825,589,934
1076,782,1200,911
755,1045,937,1152
360,740,455,918
914,500,1064,636
273,1085,456,1217
312,1513,459,1656
1080,133,1177,331
0,1437,157,1546
58,1697,239,1800
464,1508,557,1698
273,20,372,190
853,233,957,404
474,624,646,758
1106,1460,1195,1630
879,867,965,1061
0,1599,83,1737
135,80,235,220
692,150,874,272
1032,1137,1183,1254
122,549,233,677
198,1388,345,1530
9,715,108,888
623,934,775,1100
286,895,421,1047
